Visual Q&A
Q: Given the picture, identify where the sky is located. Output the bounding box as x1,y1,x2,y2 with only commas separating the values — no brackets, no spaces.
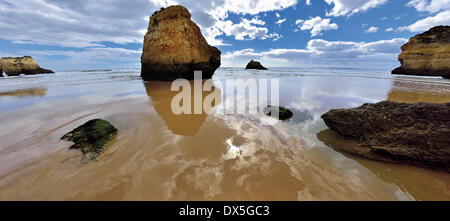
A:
0,0,449,71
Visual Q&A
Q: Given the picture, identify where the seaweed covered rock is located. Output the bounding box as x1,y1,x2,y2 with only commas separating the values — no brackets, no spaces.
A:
392,26,450,79
245,60,268,70
0,56,53,77
61,119,118,158
321,101,450,172
141,6,221,81
264,106,293,121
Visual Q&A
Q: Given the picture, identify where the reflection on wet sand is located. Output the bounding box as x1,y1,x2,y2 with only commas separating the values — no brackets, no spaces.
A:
388,78,450,103
144,81,221,136
317,130,450,201
0,88,47,97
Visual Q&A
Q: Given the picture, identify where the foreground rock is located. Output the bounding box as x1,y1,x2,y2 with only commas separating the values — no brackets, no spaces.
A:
141,6,221,81
0,56,54,77
392,26,450,79
321,101,450,172
264,106,293,120
62,119,118,159
245,60,268,70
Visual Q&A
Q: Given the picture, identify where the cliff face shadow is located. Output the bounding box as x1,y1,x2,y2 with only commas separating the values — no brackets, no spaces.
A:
144,81,222,136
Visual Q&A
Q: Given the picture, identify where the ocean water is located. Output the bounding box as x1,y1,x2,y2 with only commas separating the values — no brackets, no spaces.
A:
0,67,449,200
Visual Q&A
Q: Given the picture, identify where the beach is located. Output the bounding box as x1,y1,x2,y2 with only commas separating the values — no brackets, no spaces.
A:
0,67,449,200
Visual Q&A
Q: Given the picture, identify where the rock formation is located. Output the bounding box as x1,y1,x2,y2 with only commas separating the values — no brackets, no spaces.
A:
321,101,450,172
264,106,293,120
0,56,54,77
245,60,268,70
62,119,118,160
392,26,450,79
141,6,221,81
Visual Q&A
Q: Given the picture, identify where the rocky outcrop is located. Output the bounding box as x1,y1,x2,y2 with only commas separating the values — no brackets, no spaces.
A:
245,60,268,70
321,101,450,172
0,56,54,77
141,6,221,81
392,26,450,79
62,119,118,159
264,106,293,120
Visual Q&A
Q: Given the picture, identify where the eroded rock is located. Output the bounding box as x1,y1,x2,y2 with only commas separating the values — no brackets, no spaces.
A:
141,6,221,81
0,56,54,77
392,26,450,79
321,101,450,172
245,60,268,70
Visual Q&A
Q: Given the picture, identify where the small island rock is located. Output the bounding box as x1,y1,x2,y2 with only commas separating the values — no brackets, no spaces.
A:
141,6,221,81
392,26,450,79
321,101,450,172
245,60,268,70
0,56,53,77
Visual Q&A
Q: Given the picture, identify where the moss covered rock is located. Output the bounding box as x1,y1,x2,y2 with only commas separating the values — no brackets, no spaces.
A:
264,106,293,121
61,119,117,158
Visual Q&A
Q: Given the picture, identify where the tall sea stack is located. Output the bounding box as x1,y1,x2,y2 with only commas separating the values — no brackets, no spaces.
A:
392,26,450,79
141,6,221,81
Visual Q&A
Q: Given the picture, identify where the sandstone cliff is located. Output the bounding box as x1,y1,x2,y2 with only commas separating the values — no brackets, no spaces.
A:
0,56,53,77
392,26,450,79
321,101,450,172
141,6,221,81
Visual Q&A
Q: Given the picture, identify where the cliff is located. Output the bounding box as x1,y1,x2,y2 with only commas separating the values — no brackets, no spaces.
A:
392,26,450,79
0,56,53,77
141,6,221,81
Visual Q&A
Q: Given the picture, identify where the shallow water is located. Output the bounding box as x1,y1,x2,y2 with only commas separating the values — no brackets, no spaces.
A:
0,67,449,200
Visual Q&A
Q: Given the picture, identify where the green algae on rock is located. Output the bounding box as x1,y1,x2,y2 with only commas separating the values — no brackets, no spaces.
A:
61,119,117,158
264,106,293,121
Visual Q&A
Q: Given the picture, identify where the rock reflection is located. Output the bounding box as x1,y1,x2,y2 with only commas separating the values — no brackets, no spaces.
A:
387,78,450,103
317,129,450,201
144,81,221,136
0,88,47,98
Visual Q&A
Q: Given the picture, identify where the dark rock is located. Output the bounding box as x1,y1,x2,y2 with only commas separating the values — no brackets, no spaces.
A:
321,101,450,172
61,119,118,158
245,60,268,70
141,5,221,81
264,106,293,121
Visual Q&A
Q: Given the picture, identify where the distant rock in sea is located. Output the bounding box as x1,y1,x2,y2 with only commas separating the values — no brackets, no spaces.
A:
321,101,450,172
0,56,54,77
392,26,450,79
245,60,268,70
141,6,221,81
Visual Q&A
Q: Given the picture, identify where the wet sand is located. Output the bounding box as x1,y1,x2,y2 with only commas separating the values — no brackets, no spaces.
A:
0,70,449,200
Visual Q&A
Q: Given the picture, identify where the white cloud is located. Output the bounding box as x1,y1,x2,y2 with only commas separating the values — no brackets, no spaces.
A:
325,0,388,17
406,0,450,13
365,26,379,33
216,18,271,41
306,0,312,5
398,10,450,32
385,27,394,32
222,38,408,67
295,17,339,37
0,0,298,48
276,18,287,25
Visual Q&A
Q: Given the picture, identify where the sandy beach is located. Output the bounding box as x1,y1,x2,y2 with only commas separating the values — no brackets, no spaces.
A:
0,68,449,200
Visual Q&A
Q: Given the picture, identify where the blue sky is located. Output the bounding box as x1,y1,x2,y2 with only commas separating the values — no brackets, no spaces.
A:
0,0,449,71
